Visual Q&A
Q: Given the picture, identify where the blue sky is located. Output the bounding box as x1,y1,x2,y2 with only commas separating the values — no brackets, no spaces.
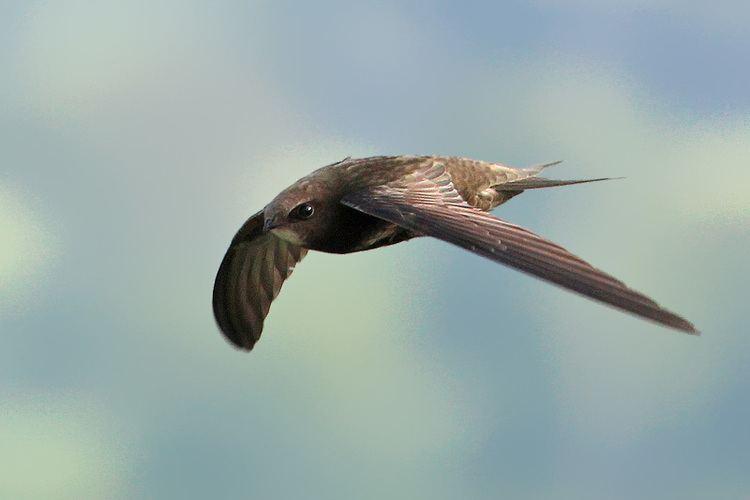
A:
1,1,749,498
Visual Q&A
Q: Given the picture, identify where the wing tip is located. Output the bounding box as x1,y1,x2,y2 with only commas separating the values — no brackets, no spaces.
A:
214,314,259,350
212,295,260,351
681,323,701,336
211,243,263,353
229,336,257,351
663,315,700,336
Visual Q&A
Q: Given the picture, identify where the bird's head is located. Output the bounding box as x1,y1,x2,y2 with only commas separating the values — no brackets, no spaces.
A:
262,179,337,247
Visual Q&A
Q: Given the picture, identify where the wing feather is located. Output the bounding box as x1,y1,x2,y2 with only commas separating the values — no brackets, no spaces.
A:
212,211,308,350
341,163,697,334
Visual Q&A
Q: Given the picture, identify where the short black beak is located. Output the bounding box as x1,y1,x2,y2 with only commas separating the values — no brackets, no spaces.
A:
263,218,281,233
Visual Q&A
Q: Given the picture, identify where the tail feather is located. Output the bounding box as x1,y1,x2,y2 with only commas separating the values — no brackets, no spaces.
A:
495,176,617,191
494,160,621,191
522,160,564,175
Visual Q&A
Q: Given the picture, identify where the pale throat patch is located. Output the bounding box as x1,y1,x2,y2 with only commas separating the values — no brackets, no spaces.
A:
271,227,304,245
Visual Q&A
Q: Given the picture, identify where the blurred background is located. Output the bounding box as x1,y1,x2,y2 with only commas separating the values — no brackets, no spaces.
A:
1,1,748,498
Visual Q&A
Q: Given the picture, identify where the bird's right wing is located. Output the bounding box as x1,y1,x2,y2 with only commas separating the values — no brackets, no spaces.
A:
212,211,308,351
341,162,697,334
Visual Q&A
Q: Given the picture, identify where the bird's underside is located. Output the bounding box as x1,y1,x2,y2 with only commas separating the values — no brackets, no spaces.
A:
213,155,697,351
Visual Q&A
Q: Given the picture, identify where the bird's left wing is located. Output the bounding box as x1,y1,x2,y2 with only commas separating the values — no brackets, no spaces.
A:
340,162,697,334
213,210,308,350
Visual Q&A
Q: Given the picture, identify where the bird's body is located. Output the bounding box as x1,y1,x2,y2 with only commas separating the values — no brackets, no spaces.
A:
213,155,697,351
265,156,586,253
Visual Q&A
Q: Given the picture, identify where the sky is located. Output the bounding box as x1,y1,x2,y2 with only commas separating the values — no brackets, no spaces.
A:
1,1,749,498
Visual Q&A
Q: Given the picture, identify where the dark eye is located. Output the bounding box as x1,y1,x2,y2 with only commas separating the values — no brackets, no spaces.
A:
293,203,314,219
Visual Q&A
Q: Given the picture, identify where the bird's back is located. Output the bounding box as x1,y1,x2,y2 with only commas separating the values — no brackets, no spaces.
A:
320,155,529,211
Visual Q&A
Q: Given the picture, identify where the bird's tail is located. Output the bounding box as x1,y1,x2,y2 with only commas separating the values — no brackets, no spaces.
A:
494,161,620,191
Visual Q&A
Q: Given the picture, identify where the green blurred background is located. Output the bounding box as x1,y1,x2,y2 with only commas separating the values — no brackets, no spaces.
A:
1,1,748,498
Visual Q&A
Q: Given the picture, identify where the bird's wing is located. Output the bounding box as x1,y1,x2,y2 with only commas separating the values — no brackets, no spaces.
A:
212,210,308,350
341,162,697,334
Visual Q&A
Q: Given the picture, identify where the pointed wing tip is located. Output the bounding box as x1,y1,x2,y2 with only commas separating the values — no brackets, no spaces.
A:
231,338,257,351
212,274,261,352
684,325,701,336
668,318,700,336
222,327,258,350
213,315,260,351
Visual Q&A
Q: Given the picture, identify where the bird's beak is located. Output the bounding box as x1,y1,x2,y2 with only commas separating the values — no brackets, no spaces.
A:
263,217,282,233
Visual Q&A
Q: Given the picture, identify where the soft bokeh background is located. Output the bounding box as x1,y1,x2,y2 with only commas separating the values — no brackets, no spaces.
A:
1,1,748,498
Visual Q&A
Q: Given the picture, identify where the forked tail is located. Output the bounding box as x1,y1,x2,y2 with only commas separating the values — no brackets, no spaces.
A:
494,161,620,191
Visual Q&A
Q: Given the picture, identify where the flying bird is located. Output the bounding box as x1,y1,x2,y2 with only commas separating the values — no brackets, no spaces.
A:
213,156,697,351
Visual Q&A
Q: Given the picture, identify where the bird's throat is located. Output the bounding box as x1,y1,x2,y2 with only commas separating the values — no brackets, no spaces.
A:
270,227,305,246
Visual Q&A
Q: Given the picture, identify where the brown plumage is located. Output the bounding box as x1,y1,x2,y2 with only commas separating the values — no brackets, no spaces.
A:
213,155,697,351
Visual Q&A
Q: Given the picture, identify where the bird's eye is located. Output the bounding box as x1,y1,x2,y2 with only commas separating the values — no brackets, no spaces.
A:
293,203,314,219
